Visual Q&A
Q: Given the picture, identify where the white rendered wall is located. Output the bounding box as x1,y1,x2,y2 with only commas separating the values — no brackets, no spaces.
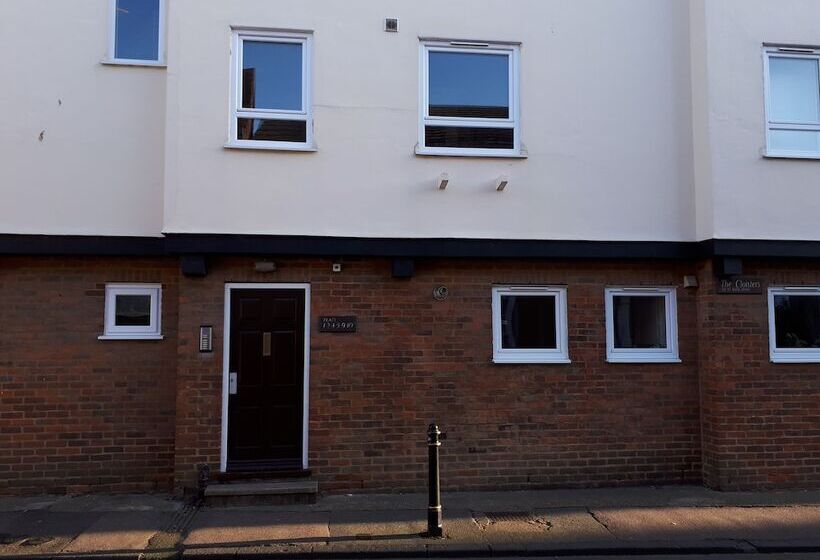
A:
697,0,820,241
5,1,818,242
0,0,165,237
163,0,696,241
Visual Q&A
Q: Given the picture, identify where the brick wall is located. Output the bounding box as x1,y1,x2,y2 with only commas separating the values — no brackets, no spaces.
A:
0,257,178,495
174,257,702,493
4,254,816,496
698,259,820,490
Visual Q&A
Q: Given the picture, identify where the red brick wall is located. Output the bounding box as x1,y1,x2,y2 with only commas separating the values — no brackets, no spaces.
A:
698,259,820,490
0,257,178,495
4,254,815,496
174,257,703,493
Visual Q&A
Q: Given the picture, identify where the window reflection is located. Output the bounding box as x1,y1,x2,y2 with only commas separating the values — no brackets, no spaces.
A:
115,0,160,61
769,57,820,123
242,41,303,111
612,296,667,349
237,119,307,143
428,51,510,119
500,295,557,350
115,295,152,327
774,295,820,348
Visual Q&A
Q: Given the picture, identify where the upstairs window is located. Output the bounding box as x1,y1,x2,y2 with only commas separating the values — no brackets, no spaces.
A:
229,30,313,150
768,287,820,362
492,286,569,364
605,288,680,363
764,47,820,158
108,0,165,65
419,40,520,157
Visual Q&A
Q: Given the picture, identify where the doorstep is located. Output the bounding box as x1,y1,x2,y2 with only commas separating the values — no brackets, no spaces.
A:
203,479,319,506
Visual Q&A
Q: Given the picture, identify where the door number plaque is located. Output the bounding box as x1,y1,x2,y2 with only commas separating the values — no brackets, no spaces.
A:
319,316,357,333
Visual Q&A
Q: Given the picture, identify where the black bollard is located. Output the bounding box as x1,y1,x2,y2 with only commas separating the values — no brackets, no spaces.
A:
426,423,444,538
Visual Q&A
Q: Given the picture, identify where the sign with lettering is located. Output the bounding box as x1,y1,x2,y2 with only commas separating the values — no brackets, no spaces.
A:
319,316,357,333
717,277,763,295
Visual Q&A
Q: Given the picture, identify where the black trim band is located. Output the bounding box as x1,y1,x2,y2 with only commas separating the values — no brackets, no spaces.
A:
708,239,820,259
164,235,699,259
3,234,820,260
0,235,165,256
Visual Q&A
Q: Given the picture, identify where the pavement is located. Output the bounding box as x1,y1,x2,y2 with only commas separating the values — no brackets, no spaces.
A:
0,486,819,559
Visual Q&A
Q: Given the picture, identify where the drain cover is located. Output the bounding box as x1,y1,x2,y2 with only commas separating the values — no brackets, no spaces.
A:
485,511,532,523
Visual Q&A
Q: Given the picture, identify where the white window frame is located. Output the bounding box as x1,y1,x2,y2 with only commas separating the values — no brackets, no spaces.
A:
763,46,820,159
105,0,166,67
768,286,820,363
227,29,314,151
605,287,680,364
418,40,521,158
100,284,163,340
492,286,569,364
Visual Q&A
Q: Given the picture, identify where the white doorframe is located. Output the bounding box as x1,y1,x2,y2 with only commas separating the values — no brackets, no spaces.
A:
220,283,311,473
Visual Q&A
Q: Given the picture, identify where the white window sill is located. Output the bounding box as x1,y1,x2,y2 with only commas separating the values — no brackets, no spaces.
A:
762,150,820,160
98,334,164,341
607,357,682,364
770,355,820,363
493,356,571,365
415,145,528,159
101,58,167,68
224,142,318,153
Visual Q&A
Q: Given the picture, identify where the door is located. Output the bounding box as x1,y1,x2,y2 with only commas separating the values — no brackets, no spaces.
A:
227,288,306,471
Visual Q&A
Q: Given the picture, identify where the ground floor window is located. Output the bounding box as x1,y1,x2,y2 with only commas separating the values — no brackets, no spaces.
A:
491,286,569,364
100,284,163,340
605,287,679,363
768,287,820,362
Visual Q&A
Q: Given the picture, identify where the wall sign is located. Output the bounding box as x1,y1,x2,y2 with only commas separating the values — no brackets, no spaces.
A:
319,316,357,333
717,277,763,295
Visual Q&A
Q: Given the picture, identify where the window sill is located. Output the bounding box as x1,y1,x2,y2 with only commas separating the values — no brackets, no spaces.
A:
101,58,167,68
224,142,318,153
493,356,571,365
770,355,820,363
762,150,820,160
415,145,528,159
607,357,682,364
98,334,164,341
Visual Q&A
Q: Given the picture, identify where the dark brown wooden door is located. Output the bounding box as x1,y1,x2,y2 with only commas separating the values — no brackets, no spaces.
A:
227,288,305,471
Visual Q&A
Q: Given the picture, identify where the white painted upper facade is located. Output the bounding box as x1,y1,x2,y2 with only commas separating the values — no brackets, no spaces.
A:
1,0,818,241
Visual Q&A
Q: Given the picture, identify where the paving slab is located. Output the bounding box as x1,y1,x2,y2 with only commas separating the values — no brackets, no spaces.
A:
0,510,101,555
329,509,427,540
473,509,555,550
531,508,621,546
590,506,749,543
50,493,183,513
184,509,329,547
426,510,491,556
0,496,61,513
590,505,820,547
201,486,820,513
63,510,171,553
733,506,820,545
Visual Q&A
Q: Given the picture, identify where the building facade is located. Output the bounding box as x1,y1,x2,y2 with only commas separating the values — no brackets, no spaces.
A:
1,0,819,495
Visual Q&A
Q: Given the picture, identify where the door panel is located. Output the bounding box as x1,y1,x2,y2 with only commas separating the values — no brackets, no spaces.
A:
228,288,306,471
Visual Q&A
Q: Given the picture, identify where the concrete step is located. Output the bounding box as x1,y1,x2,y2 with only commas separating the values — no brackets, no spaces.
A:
204,480,318,506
